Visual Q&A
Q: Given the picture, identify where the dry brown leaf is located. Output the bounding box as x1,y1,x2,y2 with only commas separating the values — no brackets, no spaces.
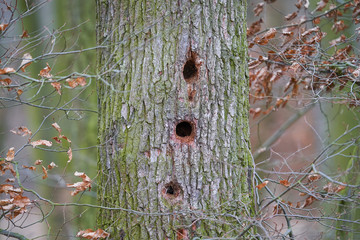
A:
34,160,43,165
283,49,297,59
10,126,32,137
285,12,298,21
253,3,264,16
39,63,52,78
4,195,31,219
262,105,274,115
290,62,301,72
0,24,9,31
333,45,352,60
273,204,283,215
281,95,290,108
5,147,15,161
247,18,263,37
47,162,57,169
61,135,71,143
30,139,52,148
263,28,277,40
17,89,23,96
335,185,346,193
51,82,62,95
0,162,16,176
53,134,71,144
332,20,347,33
284,78,296,92
313,17,321,24
301,26,320,37
315,0,329,12
66,77,86,88
1,202,15,210
67,171,92,196
279,179,290,187
308,173,321,182
255,36,269,45
66,78,78,88
0,199,13,206
323,182,346,194
21,30,29,38
13,195,31,208
0,78,12,86
76,77,86,87
67,147,73,163
0,184,22,194
295,0,303,9
329,34,347,46
275,98,284,108
22,165,36,171
20,53,32,72
0,67,15,75
76,228,110,239
53,136,61,143
301,195,316,208
304,0,309,8
256,180,269,190
75,171,91,181
250,107,262,118
41,166,48,179
52,122,62,134
248,59,262,70
6,208,23,219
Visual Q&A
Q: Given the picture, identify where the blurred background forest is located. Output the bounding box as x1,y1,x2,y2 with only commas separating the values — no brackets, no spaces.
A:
0,0,359,239
1,1,98,238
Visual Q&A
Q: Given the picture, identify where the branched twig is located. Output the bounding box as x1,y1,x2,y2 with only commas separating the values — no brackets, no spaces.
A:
0,229,29,240
253,100,316,160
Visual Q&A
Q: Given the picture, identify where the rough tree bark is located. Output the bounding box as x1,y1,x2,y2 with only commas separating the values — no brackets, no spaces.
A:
96,0,253,239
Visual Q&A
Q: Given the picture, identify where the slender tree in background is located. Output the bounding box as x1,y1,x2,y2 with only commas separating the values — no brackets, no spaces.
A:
96,0,253,238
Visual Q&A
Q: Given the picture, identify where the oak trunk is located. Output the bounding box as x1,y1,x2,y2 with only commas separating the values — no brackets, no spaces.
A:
96,0,253,238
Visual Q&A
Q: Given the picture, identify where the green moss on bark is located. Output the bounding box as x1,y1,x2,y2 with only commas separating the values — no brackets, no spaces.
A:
96,0,254,239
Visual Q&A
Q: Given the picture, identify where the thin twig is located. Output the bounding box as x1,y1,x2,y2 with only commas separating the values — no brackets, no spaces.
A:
253,101,316,159
0,229,29,240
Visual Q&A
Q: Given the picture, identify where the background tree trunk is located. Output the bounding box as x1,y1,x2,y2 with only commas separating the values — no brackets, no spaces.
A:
96,0,253,238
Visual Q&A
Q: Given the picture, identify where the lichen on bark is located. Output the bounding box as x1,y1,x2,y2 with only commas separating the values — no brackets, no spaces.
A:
96,0,254,239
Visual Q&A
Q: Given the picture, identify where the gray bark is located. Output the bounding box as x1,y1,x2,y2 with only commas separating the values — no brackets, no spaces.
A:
96,0,253,239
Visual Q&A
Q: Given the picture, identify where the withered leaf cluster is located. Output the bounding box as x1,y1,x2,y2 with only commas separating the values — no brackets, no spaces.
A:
248,0,360,117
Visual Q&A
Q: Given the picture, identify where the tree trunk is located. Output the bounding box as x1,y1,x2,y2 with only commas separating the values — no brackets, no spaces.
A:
96,0,253,239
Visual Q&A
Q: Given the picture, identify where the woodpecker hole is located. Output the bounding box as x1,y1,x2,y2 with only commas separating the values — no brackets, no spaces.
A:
183,51,200,83
183,59,197,80
174,120,196,143
162,181,183,200
166,186,174,195
176,121,192,137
